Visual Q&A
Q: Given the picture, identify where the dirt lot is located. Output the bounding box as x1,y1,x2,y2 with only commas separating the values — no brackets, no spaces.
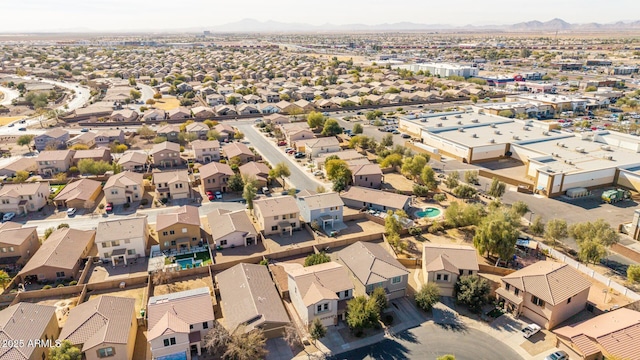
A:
0,116,24,125
88,285,147,315
382,173,415,192
153,274,214,299
27,294,80,326
153,97,180,111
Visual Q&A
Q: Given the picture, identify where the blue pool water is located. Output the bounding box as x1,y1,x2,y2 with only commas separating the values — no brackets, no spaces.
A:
176,258,193,269
415,207,442,218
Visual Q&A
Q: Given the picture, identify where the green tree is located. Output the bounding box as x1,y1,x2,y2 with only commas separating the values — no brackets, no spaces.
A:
464,170,478,185
487,177,506,198
380,153,403,168
223,327,267,360
569,219,619,264
234,131,245,140
203,321,231,355
16,134,34,151
153,92,162,99
454,275,490,313
304,252,331,267
352,123,363,134
444,171,459,189
227,174,244,192
413,184,430,197
385,210,405,236
510,200,529,217
325,159,352,192
402,154,428,181
25,91,49,109
585,86,597,92
370,286,388,313
49,340,82,360
207,130,222,141
415,282,440,312
14,170,29,183
530,215,545,236
269,162,291,190
77,159,114,175
227,96,239,105
473,210,519,260
111,143,128,153
43,227,55,240
627,264,640,284
544,219,568,247
498,109,514,118
420,166,437,190
309,318,327,345
130,89,141,101
437,355,456,360
346,295,380,332
381,133,394,147
520,48,532,58
137,125,156,139
307,111,325,128
243,182,257,210
452,184,476,199
321,118,343,136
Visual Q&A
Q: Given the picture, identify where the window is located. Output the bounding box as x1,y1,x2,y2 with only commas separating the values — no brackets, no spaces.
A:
220,240,228,246
317,304,322,313
459,269,464,276
97,347,115,358
505,283,510,291
163,242,169,247
514,288,520,296
443,274,449,281
344,290,350,297
104,252,110,258
169,230,175,235
162,231,168,236
468,270,473,275
274,216,279,220
127,249,136,255
436,274,441,281
203,322,209,329
391,276,402,284
290,213,296,219
271,226,278,231
531,296,545,307
56,271,65,278
190,324,194,329
170,241,176,246
111,241,120,247
323,303,329,311
567,297,572,304
182,228,187,233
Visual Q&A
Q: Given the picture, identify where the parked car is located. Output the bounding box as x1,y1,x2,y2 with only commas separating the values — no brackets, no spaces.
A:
277,140,287,146
313,170,323,176
521,324,541,339
294,152,305,159
67,208,77,217
18,127,26,131
286,149,296,155
105,203,113,213
8,123,14,127
81,128,89,132
392,130,400,135
401,133,411,139
262,187,269,194
206,191,214,201
2,212,16,222
544,351,568,360
214,191,223,200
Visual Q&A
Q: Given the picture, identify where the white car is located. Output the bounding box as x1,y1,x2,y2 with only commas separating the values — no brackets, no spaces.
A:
522,323,541,339
67,208,77,217
214,191,223,200
544,351,568,360
2,212,16,222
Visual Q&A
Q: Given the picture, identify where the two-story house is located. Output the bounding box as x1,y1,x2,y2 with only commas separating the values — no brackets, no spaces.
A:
36,149,75,177
94,129,125,148
222,142,254,164
213,124,236,141
117,151,148,172
301,137,341,158
34,128,69,151
422,244,479,296
350,163,383,189
156,124,182,143
0,222,39,271
96,216,149,264
191,140,220,164
496,261,592,329
0,182,50,214
238,161,270,188
103,171,144,205
58,296,137,360
337,241,409,300
199,161,233,193
152,170,191,201
190,107,215,121
253,196,300,236
156,205,202,252
151,141,184,168
147,287,215,360
72,148,112,166
296,191,344,230
207,209,258,248
0,303,59,360
287,261,354,327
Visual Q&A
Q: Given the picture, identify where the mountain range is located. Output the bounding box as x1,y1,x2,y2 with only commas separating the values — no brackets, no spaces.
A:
204,18,640,33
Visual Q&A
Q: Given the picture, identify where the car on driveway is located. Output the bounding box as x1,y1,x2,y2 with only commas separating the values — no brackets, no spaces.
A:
2,212,15,222
214,191,223,200
206,191,214,201
262,187,269,194
544,350,568,360
522,323,541,339
401,133,411,138
67,208,77,217
294,152,305,158
105,203,113,213
277,140,287,146
18,127,26,131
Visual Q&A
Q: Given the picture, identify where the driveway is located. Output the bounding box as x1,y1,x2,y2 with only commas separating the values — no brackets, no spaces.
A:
432,297,461,327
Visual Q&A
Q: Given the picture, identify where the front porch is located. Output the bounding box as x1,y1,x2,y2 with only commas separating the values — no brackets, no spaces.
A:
496,287,523,316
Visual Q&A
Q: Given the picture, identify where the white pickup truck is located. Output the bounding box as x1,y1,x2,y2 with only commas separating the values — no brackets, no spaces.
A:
521,323,541,339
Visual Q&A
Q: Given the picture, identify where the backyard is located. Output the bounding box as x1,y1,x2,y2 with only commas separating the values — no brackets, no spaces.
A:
165,250,213,268
88,285,147,316
152,97,180,111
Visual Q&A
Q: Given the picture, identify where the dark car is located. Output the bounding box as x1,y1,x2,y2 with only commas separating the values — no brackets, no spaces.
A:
294,152,306,159
18,127,26,131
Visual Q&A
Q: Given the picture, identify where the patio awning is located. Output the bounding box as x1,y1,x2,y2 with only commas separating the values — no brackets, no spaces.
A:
111,248,127,256
278,221,292,229
496,287,523,305
176,238,191,244
188,331,202,343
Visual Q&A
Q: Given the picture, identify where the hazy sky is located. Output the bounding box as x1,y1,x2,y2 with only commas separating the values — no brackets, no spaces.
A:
1,0,637,32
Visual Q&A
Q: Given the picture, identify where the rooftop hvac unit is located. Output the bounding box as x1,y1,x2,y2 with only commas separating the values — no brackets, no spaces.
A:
604,155,613,160
601,145,611,151
542,131,549,135
490,123,497,128
441,116,447,120
458,128,465,132
523,126,531,131
556,142,566,148
471,119,479,123
512,135,520,140
455,114,462,118
436,123,443,127
489,139,495,143
457,121,463,125
494,130,501,135
471,133,478,138
575,147,585,153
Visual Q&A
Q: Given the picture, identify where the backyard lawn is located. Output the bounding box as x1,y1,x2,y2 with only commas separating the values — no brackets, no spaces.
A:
50,184,65,196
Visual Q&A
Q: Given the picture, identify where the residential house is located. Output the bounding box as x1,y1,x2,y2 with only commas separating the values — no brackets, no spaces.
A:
222,142,255,164
72,148,112,166
167,107,191,121
253,196,300,236
142,109,167,121
34,128,69,151
259,103,280,114
151,141,183,168
212,124,235,140
422,244,479,296
53,178,102,209
0,157,37,177
156,124,182,142
191,140,220,164
216,263,290,338
36,149,75,176
18,228,95,282
152,170,191,201
238,161,270,188
147,288,215,360
199,161,234,193
207,209,258,248
0,303,59,360
301,137,341,158
296,191,344,230
275,100,302,114
206,94,225,106
263,113,289,124
293,99,315,112
185,122,209,139
316,149,366,170
66,131,97,148
496,261,592,329
350,163,383,189
110,109,139,122
337,241,410,300
340,186,411,213
0,182,50,214
282,124,315,144
553,308,640,360
58,296,137,360
214,104,237,116
117,151,148,172
237,103,260,115
0,222,39,271
103,171,144,205
191,106,215,120
287,262,354,327
94,129,125,148
156,205,202,252
96,216,149,264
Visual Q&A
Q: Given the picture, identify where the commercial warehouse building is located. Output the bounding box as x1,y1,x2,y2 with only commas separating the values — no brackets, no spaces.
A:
393,63,479,78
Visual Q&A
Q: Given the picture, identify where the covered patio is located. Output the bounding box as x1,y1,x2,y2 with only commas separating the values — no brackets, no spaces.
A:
110,248,128,266
278,221,293,237
496,287,523,316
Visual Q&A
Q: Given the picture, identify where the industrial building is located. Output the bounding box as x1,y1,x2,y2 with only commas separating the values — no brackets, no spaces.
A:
394,63,479,78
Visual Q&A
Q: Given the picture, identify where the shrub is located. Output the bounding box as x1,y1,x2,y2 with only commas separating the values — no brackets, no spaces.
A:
259,259,269,266
141,198,149,206
98,204,105,210
416,282,440,311
43,285,52,289
68,281,77,286
433,193,447,202
408,227,422,236
57,284,65,288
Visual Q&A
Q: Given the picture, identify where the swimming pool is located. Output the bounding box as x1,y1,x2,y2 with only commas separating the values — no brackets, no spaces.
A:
415,207,442,219
176,258,203,269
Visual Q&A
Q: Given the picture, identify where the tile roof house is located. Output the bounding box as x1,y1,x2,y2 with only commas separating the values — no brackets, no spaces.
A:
185,122,210,139
422,243,480,296
238,161,270,188
36,149,75,177
337,241,410,300
199,161,233,193
147,287,215,360
58,295,137,360
207,209,258,248
72,148,112,166
34,128,69,151
300,137,341,158
152,170,191,201
553,308,640,360
18,228,95,283
212,124,235,140
53,178,102,209
216,263,290,338
117,151,148,172
0,181,50,214
151,141,184,168
222,142,255,164
350,163,383,189
287,261,354,327
0,222,39,271
96,216,149,264
0,303,59,360
296,191,344,230
156,124,182,142
497,261,592,329
94,129,125,148
156,205,202,252
0,157,37,177
191,140,220,164
340,186,411,213
253,196,301,236
103,171,144,205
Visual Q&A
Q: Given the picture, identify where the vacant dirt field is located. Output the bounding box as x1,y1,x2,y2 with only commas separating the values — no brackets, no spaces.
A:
153,97,180,111
153,274,214,298
0,116,25,125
